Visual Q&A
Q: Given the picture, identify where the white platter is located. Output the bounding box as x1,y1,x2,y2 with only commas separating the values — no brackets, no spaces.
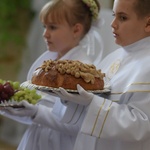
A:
0,100,24,109
21,81,111,95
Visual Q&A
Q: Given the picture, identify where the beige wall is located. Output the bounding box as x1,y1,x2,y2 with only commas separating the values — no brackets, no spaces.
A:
100,0,113,8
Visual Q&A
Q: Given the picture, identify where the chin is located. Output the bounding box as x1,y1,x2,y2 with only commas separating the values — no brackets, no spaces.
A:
115,39,126,47
115,40,121,46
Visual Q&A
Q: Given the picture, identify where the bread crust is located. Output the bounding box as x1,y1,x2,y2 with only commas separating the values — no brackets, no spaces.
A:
31,60,105,90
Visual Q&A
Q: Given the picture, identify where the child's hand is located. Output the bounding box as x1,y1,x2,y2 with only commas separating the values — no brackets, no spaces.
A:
53,84,94,106
2,100,38,118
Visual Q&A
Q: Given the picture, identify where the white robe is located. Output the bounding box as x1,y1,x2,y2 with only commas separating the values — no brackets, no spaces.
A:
73,36,150,150
17,47,93,150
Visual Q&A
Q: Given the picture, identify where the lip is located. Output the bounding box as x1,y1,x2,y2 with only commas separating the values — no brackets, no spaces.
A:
45,40,52,44
113,32,118,38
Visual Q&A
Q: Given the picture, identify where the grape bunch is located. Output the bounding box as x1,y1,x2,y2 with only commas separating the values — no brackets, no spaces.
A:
0,79,41,104
0,82,15,102
12,88,41,104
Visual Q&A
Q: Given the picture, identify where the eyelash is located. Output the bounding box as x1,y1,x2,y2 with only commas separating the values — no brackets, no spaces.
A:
119,16,127,21
49,25,57,30
112,13,127,22
43,25,57,30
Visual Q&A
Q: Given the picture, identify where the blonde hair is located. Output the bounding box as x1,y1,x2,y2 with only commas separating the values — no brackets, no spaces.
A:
39,0,100,35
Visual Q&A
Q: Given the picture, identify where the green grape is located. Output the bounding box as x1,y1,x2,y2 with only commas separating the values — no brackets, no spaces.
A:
0,79,5,84
12,81,20,90
12,87,41,104
19,97,24,101
31,100,37,105
12,95,18,101
15,91,25,97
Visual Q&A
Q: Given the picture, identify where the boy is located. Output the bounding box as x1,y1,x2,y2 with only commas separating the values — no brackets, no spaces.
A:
56,0,150,149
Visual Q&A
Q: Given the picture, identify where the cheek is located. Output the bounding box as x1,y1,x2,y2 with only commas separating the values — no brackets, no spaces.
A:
119,25,139,45
126,28,143,42
59,34,74,45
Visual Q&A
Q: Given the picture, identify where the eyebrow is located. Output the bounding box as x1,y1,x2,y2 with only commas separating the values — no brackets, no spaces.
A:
113,11,128,16
118,12,127,15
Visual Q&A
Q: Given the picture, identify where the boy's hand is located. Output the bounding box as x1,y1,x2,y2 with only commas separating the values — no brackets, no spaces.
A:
53,84,94,106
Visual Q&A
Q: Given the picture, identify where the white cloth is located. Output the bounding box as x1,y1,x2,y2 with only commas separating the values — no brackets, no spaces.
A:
73,36,150,150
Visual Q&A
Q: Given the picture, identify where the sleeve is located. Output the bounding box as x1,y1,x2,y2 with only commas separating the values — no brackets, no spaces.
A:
1,113,33,125
0,97,56,125
80,92,150,142
52,99,86,125
33,104,80,136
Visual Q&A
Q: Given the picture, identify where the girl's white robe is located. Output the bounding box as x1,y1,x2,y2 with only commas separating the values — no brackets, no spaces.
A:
18,47,92,150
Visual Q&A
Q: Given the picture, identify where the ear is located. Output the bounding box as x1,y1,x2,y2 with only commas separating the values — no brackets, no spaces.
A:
145,16,150,32
73,23,84,38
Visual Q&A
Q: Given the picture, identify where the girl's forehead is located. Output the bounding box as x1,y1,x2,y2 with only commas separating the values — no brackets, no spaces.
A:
44,13,67,25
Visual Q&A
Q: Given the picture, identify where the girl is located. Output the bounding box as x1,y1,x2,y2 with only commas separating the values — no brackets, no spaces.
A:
1,0,103,150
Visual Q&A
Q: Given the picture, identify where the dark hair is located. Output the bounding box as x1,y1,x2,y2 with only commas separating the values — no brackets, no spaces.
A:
134,0,150,18
40,0,100,35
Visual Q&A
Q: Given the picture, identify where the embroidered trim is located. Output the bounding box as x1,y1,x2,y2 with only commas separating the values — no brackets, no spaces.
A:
65,104,85,125
82,0,99,20
66,104,79,123
130,82,150,85
107,59,121,80
98,101,113,138
73,106,85,124
91,98,106,136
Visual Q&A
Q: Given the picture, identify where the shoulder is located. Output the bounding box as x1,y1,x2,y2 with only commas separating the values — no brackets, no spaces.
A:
97,48,123,69
61,46,93,64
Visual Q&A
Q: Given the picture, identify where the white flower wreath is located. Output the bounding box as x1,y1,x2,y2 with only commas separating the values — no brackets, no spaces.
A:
82,0,99,20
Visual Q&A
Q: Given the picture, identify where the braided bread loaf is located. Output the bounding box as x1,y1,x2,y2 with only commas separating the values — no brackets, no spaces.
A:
31,60,105,90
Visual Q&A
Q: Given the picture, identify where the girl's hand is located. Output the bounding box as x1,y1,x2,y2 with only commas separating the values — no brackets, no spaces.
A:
2,100,38,118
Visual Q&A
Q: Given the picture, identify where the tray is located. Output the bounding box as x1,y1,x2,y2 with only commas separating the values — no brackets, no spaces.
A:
0,100,24,109
21,81,111,95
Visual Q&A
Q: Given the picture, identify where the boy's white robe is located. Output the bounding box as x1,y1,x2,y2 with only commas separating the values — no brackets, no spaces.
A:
73,36,150,150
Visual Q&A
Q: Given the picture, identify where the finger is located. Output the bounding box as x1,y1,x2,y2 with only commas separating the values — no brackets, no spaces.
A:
53,90,64,97
59,87,73,97
0,110,5,114
0,109,12,115
17,100,32,109
77,84,93,98
18,100,26,106
5,107,14,111
50,90,61,97
77,84,86,95
4,108,21,115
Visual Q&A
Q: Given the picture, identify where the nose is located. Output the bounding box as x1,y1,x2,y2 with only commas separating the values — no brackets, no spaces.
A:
111,18,117,29
43,28,49,38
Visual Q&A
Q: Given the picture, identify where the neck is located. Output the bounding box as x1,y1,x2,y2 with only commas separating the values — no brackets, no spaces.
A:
56,49,71,60
57,43,79,60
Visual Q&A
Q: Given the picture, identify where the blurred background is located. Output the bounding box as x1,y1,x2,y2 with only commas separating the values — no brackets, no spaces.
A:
0,0,116,149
